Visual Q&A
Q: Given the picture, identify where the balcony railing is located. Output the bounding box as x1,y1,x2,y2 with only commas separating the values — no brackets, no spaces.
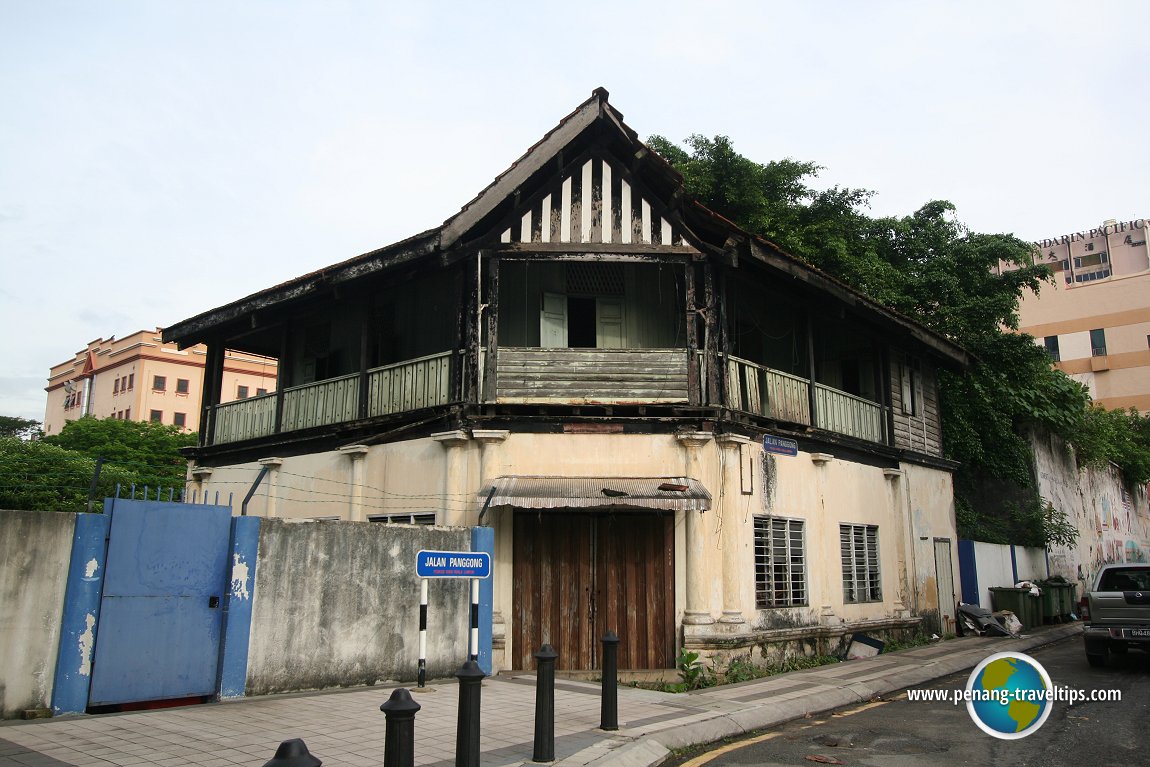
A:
368,351,453,416
213,392,277,444
210,351,454,445
813,383,886,443
720,354,887,444
725,355,811,425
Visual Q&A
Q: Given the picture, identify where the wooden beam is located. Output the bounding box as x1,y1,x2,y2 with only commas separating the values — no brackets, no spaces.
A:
483,258,500,404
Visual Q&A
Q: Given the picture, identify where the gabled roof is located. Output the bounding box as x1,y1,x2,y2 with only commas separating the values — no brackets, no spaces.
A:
163,88,968,368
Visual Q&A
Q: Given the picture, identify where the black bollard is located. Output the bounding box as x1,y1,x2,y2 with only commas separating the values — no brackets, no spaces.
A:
380,688,421,767
262,739,321,767
455,659,485,767
600,630,619,731
533,644,559,762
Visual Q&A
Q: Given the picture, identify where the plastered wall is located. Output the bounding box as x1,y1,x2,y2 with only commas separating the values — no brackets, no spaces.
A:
0,510,75,718
245,519,470,694
198,429,961,668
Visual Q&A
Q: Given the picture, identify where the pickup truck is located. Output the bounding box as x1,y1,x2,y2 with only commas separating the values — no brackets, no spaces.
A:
1081,563,1150,667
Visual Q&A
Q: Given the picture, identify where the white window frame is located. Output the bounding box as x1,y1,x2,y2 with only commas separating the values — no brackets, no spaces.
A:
840,523,882,603
754,516,807,608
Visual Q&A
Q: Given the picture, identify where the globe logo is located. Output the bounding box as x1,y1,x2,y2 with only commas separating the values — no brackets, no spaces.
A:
966,652,1053,739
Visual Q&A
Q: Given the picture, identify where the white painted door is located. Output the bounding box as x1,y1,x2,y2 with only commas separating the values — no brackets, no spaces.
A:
541,292,568,348
596,298,626,349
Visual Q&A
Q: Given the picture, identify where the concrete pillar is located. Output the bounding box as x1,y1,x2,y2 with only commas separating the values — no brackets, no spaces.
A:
339,444,370,522
190,466,213,504
677,432,714,625
472,430,510,491
716,434,751,624
258,457,284,518
433,430,471,526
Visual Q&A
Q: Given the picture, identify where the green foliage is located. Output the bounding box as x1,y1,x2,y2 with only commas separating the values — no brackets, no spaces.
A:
1071,406,1150,485
0,438,139,512
675,649,716,690
1040,502,1079,548
721,657,766,684
648,132,1150,542
722,654,840,684
0,415,42,440
882,633,936,653
42,416,196,489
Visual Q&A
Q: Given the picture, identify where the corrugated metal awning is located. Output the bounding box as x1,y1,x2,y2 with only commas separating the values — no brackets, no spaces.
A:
480,476,711,512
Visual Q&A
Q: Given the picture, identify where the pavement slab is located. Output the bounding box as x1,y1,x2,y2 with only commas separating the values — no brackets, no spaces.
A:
0,624,1081,767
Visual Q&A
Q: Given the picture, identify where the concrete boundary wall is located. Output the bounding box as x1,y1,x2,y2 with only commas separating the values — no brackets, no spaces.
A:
1034,430,1150,593
245,519,472,695
957,540,1047,610
0,510,76,719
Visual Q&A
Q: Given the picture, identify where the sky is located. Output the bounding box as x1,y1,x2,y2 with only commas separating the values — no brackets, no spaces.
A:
2,1,1147,422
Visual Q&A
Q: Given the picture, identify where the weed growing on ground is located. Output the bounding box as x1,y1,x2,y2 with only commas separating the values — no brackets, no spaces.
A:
882,633,940,653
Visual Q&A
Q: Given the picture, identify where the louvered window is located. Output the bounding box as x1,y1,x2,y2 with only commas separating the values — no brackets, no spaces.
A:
841,523,882,603
755,517,806,608
368,512,436,525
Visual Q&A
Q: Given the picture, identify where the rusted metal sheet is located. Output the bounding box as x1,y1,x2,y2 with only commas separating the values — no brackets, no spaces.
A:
482,476,710,512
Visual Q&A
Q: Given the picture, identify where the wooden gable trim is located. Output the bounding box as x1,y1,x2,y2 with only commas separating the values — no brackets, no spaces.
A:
447,145,707,264
441,92,607,250
493,151,696,250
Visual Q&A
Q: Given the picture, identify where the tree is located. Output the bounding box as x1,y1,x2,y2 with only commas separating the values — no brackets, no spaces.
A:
0,415,42,440
41,416,196,490
648,133,1150,542
0,438,140,513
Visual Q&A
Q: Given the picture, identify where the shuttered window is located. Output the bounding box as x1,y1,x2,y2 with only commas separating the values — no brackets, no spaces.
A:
754,517,806,608
841,523,882,603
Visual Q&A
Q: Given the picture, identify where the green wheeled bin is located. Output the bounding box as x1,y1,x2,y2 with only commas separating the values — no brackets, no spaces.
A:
989,586,1041,631
1039,585,1060,624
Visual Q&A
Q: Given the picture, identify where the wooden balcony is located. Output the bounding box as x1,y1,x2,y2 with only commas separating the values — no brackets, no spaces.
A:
725,355,811,425
210,351,455,445
722,354,888,444
494,347,689,404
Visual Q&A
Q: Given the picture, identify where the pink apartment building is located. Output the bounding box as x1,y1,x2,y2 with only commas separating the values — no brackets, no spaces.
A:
44,328,277,435
1015,217,1150,412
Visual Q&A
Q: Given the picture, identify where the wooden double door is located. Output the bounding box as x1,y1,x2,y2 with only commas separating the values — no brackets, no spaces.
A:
512,510,675,671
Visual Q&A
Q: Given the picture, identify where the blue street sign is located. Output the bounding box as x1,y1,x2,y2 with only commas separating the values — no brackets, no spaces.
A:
417,550,491,579
763,434,798,456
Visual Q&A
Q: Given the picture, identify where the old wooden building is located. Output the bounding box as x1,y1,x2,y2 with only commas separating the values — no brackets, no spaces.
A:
166,89,968,672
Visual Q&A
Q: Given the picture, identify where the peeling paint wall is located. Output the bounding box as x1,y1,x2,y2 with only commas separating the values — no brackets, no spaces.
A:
246,519,470,695
197,430,959,672
1034,431,1150,594
0,510,76,718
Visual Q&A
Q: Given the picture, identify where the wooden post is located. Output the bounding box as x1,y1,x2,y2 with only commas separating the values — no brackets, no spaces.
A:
483,257,499,404
703,262,721,407
685,261,700,404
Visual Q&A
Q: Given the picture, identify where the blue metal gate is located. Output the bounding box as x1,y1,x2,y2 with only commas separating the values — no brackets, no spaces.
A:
88,498,233,706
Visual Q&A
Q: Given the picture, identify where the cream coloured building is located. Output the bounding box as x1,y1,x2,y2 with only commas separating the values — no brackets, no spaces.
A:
1019,217,1150,411
165,90,968,672
44,329,277,436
